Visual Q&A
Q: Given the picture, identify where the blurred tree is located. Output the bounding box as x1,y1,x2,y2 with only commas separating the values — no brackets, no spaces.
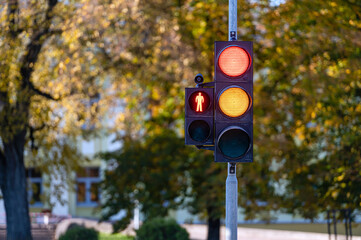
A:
96,1,256,240
177,1,258,239
0,0,113,238
100,131,191,232
186,151,225,240
97,0,360,234
2,0,359,239
252,0,361,220
0,0,66,238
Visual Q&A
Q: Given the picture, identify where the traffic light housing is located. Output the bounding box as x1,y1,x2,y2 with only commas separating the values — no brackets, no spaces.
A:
185,88,214,145
184,41,253,163
214,41,253,162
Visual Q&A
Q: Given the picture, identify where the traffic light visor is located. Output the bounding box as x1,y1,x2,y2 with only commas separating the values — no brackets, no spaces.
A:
189,91,210,113
218,127,250,159
219,87,250,118
218,46,250,77
188,120,211,142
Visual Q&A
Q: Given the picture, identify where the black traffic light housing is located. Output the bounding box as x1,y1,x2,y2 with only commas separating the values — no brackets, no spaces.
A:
184,41,253,163
214,41,253,162
185,88,214,145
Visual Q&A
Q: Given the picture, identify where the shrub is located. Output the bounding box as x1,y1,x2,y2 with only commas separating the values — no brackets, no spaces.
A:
59,225,99,240
99,233,134,240
136,218,189,240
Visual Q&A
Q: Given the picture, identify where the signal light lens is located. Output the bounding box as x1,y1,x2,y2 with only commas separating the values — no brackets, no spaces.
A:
188,120,210,142
189,91,210,113
218,46,250,77
218,127,250,159
219,87,250,118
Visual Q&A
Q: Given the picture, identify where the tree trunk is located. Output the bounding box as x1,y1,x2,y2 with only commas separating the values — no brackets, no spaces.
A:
207,216,220,240
0,129,33,240
1,0,59,238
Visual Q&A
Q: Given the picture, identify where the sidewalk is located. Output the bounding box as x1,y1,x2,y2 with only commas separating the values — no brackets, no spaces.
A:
0,225,55,240
182,224,361,240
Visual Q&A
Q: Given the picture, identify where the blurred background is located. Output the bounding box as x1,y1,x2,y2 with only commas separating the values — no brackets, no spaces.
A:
0,0,360,239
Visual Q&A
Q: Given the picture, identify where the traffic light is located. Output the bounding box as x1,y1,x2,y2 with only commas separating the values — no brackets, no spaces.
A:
214,41,253,162
185,88,214,145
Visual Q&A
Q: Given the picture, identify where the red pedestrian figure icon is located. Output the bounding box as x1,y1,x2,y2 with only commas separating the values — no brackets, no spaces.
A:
195,92,204,112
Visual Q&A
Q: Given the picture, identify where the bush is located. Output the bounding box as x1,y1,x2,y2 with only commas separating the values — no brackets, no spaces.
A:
59,225,99,240
99,233,134,240
136,218,189,240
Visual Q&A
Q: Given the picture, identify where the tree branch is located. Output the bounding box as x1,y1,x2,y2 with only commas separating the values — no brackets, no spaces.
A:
26,119,60,152
344,0,361,8
26,123,46,150
28,126,37,150
19,0,59,98
0,91,7,113
7,0,19,38
29,82,60,101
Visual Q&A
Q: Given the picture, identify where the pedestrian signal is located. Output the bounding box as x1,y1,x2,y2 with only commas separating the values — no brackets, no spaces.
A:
185,88,214,145
188,120,211,142
189,91,210,113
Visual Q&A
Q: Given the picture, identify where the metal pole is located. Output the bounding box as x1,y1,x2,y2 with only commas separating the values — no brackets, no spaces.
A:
229,0,237,40
344,210,349,240
327,210,331,240
333,210,337,240
226,163,237,240
348,209,352,239
226,1,238,240
134,200,140,230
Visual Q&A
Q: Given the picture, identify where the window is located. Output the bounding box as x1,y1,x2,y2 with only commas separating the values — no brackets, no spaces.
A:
26,168,42,206
76,167,101,206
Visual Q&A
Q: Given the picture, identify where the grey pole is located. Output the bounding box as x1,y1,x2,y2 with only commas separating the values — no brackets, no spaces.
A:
226,1,238,239
229,0,237,41
226,0,238,240
226,163,238,240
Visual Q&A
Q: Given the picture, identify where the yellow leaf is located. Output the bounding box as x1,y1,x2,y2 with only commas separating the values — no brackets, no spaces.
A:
332,190,339,199
311,111,316,119
337,174,344,181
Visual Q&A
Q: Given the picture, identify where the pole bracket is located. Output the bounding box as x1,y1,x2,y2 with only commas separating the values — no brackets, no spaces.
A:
196,81,215,88
196,145,215,151
230,31,237,40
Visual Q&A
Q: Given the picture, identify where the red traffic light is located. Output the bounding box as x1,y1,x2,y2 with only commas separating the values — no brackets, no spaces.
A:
188,91,210,113
218,46,250,77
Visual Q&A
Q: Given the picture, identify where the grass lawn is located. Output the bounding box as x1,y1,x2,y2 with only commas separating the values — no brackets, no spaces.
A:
99,233,134,240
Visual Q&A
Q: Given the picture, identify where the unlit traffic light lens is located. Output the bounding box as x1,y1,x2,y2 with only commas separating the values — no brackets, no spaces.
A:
189,91,210,113
188,120,210,142
218,46,250,77
219,87,250,118
218,127,250,159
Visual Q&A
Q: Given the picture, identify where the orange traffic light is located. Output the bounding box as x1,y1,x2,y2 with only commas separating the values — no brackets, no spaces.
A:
218,87,250,118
